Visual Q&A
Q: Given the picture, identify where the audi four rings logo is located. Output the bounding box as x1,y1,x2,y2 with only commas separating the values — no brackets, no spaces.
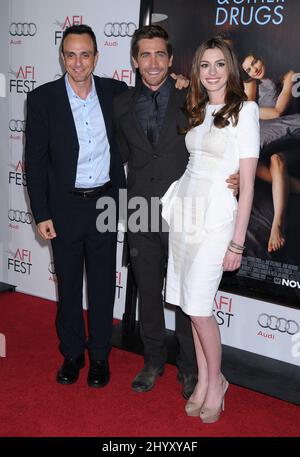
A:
9,120,26,132
9,22,37,37
104,22,136,37
8,210,33,224
258,313,299,335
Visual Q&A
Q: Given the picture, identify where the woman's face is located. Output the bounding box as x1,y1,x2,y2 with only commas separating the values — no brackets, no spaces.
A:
199,48,228,98
242,55,265,80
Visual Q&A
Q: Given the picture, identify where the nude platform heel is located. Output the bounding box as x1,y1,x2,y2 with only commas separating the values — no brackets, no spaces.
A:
199,376,229,424
185,399,203,417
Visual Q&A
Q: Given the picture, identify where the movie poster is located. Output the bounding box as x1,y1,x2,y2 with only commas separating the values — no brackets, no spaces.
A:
152,0,300,308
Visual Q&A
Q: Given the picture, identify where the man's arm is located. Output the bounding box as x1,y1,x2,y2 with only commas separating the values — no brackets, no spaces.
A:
25,90,53,231
37,220,56,240
113,92,131,164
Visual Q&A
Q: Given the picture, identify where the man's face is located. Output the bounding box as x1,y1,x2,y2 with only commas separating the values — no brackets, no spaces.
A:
61,33,98,86
132,37,173,91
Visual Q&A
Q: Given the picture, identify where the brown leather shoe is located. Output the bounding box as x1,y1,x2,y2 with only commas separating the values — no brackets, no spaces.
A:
131,365,164,392
177,372,198,399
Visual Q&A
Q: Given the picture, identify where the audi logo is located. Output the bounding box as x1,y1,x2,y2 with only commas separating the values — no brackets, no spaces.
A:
48,262,56,275
104,22,136,38
9,22,37,37
9,119,26,133
8,209,33,224
258,313,299,335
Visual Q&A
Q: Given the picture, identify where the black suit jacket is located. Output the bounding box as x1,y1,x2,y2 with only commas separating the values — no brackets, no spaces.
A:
25,75,127,224
114,80,189,201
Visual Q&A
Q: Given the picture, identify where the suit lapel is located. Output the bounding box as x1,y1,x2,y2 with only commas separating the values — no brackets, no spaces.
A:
94,75,115,147
156,83,181,150
54,76,79,149
128,85,153,150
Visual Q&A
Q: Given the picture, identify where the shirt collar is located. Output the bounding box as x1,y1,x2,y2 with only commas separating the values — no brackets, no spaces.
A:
141,75,172,99
65,73,96,100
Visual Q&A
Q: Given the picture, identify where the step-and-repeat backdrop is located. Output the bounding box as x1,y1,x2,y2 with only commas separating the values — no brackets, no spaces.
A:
1,0,300,367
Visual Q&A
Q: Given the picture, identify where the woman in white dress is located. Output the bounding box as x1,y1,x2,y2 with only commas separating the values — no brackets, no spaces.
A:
161,37,259,423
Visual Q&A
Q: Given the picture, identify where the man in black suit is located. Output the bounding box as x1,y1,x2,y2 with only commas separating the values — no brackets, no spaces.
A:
25,25,127,387
114,25,197,398
114,26,238,398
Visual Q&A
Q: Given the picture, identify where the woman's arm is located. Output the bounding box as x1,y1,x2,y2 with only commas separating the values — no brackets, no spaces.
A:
223,101,259,271
244,80,257,101
223,158,258,271
259,70,295,120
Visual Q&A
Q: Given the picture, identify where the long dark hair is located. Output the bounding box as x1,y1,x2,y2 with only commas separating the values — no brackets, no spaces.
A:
242,52,282,100
185,37,247,131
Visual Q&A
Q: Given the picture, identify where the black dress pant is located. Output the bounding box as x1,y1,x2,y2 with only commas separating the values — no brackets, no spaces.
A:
127,229,197,374
51,193,117,360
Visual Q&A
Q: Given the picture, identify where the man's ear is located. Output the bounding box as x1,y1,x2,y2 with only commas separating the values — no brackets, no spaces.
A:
132,56,139,70
94,52,99,68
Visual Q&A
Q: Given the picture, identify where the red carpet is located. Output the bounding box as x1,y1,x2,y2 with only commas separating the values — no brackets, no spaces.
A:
0,291,299,437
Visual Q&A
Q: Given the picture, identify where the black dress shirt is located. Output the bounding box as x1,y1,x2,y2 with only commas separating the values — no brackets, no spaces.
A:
135,76,172,144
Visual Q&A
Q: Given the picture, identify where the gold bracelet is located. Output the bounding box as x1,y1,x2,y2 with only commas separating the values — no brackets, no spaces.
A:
230,240,245,249
227,247,243,255
229,240,245,251
228,246,243,253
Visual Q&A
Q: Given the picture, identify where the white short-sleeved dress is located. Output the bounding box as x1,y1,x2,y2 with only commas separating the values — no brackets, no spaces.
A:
161,101,260,316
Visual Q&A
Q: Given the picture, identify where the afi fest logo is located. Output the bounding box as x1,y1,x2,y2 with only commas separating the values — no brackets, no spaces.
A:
54,15,83,45
112,69,134,86
214,294,234,327
9,65,36,93
9,161,26,187
8,248,32,275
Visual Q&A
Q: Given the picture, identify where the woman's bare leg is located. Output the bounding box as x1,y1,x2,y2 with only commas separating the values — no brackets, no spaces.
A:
267,153,289,252
256,155,288,252
187,322,208,405
191,315,224,411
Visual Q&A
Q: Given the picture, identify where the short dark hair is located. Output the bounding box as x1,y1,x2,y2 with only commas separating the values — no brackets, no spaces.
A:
131,25,172,59
61,24,98,55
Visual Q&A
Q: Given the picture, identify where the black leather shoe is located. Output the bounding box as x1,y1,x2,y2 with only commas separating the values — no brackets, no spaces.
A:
177,372,198,399
56,354,85,385
131,365,164,392
87,359,110,388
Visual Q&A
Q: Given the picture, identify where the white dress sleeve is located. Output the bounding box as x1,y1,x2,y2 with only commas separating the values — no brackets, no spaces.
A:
237,101,260,159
